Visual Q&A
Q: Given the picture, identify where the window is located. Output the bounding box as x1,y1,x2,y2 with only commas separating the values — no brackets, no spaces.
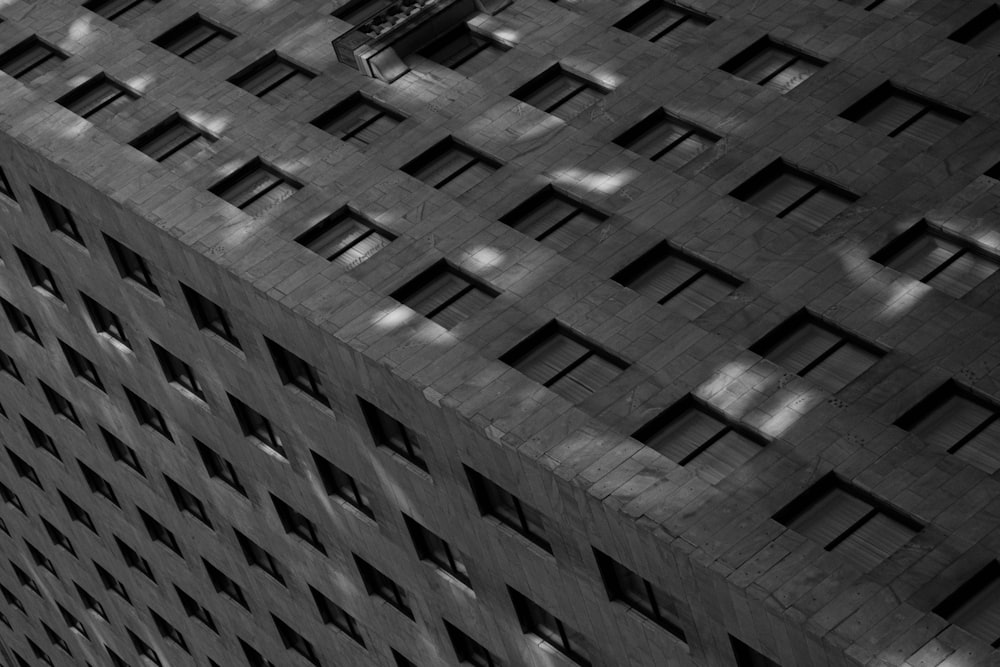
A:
312,450,374,517
75,583,108,620
129,629,162,665
175,585,217,632
34,189,85,245
203,559,250,610
139,509,183,556
59,603,88,638
124,387,173,441
750,311,882,393
85,0,159,23
57,74,137,122
0,482,25,513
393,261,497,329
720,37,824,93
107,646,131,667
79,460,119,506
509,587,591,666
310,585,364,645
239,638,275,667
164,476,212,527
0,349,21,383
229,52,314,101
116,536,157,580
404,515,470,586
234,530,285,585
181,284,240,346
420,26,508,75
265,338,328,405
512,65,608,120
1,298,41,343
841,83,967,146
153,14,235,63
613,242,740,317
81,293,129,346
152,342,203,399
151,609,189,653
273,615,320,666
12,561,41,593
104,234,158,293
615,1,714,46
502,321,628,402
465,466,551,551
26,539,57,575
839,0,910,10
100,427,145,476
42,517,77,557
614,109,718,169
731,636,783,667
730,160,857,231
774,474,921,570
27,639,53,667
311,93,404,148
895,381,1000,474
229,395,285,457
271,494,326,554
951,5,1000,49
402,138,500,197
393,650,419,667
131,114,215,164
1,584,24,613
24,418,59,460
210,158,301,216
354,556,414,619
360,399,428,470
871,221,999,298
0,166,15,200
0,37,66,82
9,448,42,488
500,186,608,252
60,492,97,533
445,621,501,667
933,560,1000,648
295,208,395,269
333,0,394,23
594,549,686,640
40,382,82,427
16,249,61,299
196,439,247,495
60,341,104,390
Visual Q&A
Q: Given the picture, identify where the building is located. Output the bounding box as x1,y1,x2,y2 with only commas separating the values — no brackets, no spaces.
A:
0,0,998,665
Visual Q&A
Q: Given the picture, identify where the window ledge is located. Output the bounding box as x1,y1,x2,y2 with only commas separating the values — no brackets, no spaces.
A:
337,497,378,525
382,448,434,482
489,518,555,560
169,382,209,407
622,606,689,650
201,330,245,358
433,566,475,594
97,332,132,354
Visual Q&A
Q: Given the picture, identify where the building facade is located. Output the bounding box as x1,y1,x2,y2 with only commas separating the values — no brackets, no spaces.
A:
0,0,998,665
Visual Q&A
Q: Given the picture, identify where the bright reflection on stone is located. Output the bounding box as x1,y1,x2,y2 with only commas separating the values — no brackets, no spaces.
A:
126,74,155,93
468,245,506,268
493,28,520,43
68,17,92,42
549,167,638,194
187,111,231,135
373,305,417,330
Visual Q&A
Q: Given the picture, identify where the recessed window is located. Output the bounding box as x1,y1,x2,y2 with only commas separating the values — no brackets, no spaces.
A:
404,515,470,586
107,646,131,667
210,158,301,216
951,5,1000,49
100,427,145,476
196,439,248,495
139,508,183,556
311,93,404,148
420,25,508,75
354,555,414,619
509,587,591,666
81,293,129,346
128,629,163,665
393,650,419,667
60,341,104,390
104,234,158,293
151,609,189,653
34,189,85,245
1,584,24,613
153,14,235,63
615,1,714,46
44,624,71,655
230,395,285,457
229,52,314,101
75,583,108,620
271,494,326,554
131,114,215,164
502,321,628,402
165,475,212,527
730,160,857,231
360,399,428,471
79,460,120,506
239,638,275,667
593,549,686,641
773,473,922,570
614,109,718,168
310,585,365,646
27,640,53,667
393,261,497,328
840,0,910,10
403,137,500,197
720,37,824,93
181,284,241,347
235,530,285,585
265,338,328,406
203,558,250,610
0,349,22,383
175,585,218,633
40,382,82,427
84,0,160,23
95,561,131,602
512,65,608,120
445,621,501,666
0,482,25,513
333,0,394,23
841,83,967,146
895,380,1000,474
59,603,89,638
465,465,551,552
59,492,96,533
57,74,137,123
124,387,173,441
12,561,42,593
613,241,739,317
42,518,76,557
272,615,320,666
16,249,61,299
1,298,42,344
0,37,67,83
750,311,883,393
311,450,374,518
871,221,999,298
24,418,59,460
731,636,783,667
0,167,15,200
295,208,395,269
152,342,203,399
933,560,1000,648
501,186,608,252
8,448,42,488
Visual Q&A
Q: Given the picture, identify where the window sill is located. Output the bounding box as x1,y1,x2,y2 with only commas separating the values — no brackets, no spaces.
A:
382,448,433,481
97,332,132,354
489,518,555,560
169,382,208,407
201,330,245,358
124,279,162,301
622,606,689,650
336,497,377,524
433,566,474,594
54,232,89,253
32,287,66,306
